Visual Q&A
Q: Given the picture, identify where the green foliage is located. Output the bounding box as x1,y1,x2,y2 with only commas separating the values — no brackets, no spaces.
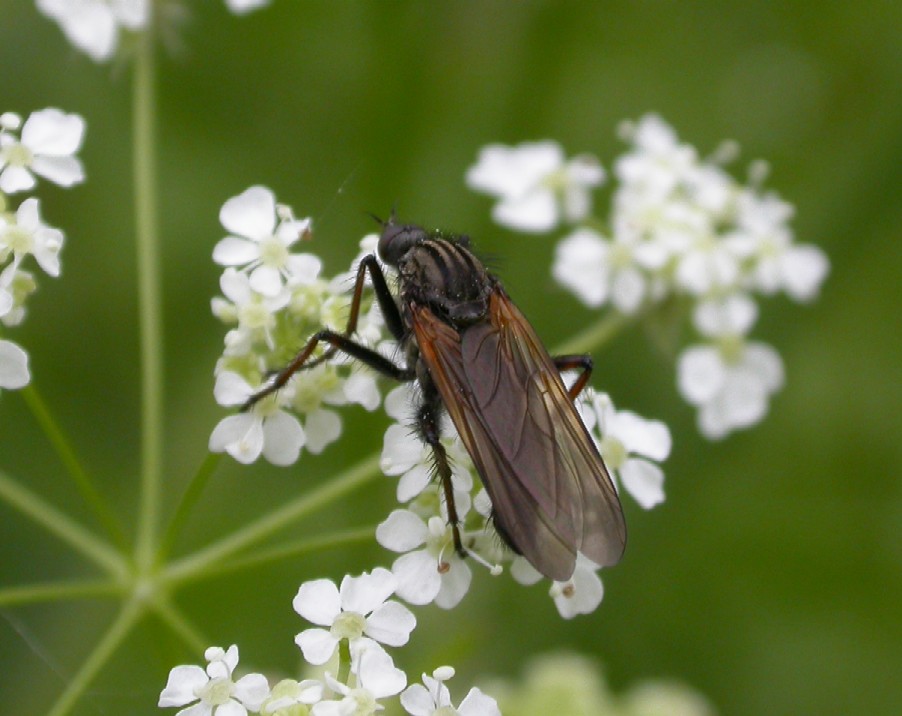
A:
1,2,901,715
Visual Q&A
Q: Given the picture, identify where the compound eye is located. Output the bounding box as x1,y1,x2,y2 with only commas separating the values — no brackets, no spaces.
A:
377,223,426,265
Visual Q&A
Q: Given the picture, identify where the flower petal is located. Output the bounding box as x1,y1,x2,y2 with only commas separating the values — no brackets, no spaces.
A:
208,413,264,464
392,550,442,605
233,673,271,711
213,236,261,266
21,108,85,155
677,346,724,404
340,567,396,615
400,683,435,716
434,557,472,610
220,186,276,240
295,628,338,666
458,687,502,716
158,665,207,707
365,600,416,646
0,340,30,389
31,155,84,187
492,190,557,233
608,411,671,460
293,578,341,626
376,509,428,552
620,458,665,509
303,408,342,454
261,410,305,465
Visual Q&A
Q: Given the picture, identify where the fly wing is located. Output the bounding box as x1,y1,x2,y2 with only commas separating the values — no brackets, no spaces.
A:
411,291,626,581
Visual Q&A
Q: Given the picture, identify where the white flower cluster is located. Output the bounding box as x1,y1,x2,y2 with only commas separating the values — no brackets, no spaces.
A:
35,0,272,62
467,116,830,439
376,383,671,619
0,108,85,392
208,186,387,465
159,568,500,716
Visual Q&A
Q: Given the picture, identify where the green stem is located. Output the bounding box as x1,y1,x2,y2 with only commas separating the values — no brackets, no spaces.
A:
18,384,127,548
156,452,223,563
46,600,145,716
0,579,120,607
132,19,165,570
337,639,352,685
163,452,381,585
190,526,376,581
0,470,126,578
552,309,631,356
152,595,210,655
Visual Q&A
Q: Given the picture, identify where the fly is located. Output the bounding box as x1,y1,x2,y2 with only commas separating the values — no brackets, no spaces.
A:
243,217,626,581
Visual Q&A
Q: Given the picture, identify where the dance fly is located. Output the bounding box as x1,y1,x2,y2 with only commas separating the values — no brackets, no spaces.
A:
243,217,626,581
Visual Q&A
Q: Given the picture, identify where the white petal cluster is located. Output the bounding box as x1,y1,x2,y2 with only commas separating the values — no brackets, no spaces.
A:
578,390,672,510
36,0,150,62
37,0,271,62
208,186,386,465
159,570,502,713
401,666,500,716
375,382,668,618
158,645,270,716
0,108,85,393
292,568,416,666
375,385,479,610
472,115,829,439
466,141,604,232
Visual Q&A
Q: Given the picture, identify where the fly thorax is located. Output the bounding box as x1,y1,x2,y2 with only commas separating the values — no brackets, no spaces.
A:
400,241,493,324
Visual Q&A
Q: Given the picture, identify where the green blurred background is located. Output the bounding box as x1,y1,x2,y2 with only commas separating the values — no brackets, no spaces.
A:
2,2,901,714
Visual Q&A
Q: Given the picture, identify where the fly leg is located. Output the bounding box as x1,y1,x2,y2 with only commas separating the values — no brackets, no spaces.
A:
416,373,466,564
553,354,594,400
243,254,410,411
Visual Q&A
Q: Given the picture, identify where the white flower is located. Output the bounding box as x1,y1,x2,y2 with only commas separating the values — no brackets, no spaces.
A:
293,568,416,666
466,141,604,232
0,339,30,390
547,555,605,619
313,647,407,716
0,108,85,193
511,552,605,618
728,190,830,301
0,263,37,328
208,371,305,465
0,198,66,277
216,267,290,346
692,293,758,338
381,385,474,502
673,232,742,296
225,0,271,13
36,0,148,62
260,678,324,714
552,227,657,313
615,114,699,199
401,666,500,716
677,339,784,439
0,263,14,318
214,186,317,297
578,391,671,509
376,509,473,609
158,644,270,716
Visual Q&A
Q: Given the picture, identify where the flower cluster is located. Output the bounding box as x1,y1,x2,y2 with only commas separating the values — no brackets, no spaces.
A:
376,383,671,619
36,0,272,62
206,187,672,617
488,652,715,716
467,116,829,439
159,568,500,716
208,186,387,465
0,108,85,392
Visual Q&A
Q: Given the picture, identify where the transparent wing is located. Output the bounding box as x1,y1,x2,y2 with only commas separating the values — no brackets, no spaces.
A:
411,291,626,581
